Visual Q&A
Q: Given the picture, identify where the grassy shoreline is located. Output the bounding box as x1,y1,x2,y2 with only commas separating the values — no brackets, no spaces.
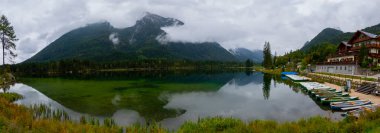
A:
1,92,380,132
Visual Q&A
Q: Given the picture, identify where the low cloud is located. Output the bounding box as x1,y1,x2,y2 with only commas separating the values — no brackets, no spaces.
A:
109,33,120,45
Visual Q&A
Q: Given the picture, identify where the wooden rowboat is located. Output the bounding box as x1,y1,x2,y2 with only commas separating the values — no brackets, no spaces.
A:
330,100,372,110
321,97,359,104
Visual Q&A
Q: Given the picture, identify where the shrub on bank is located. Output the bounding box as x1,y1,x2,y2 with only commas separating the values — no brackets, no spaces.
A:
0,92,23,102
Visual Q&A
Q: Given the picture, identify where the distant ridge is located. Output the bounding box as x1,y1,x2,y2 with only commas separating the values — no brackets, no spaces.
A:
229,48,263,63
301,23,380,51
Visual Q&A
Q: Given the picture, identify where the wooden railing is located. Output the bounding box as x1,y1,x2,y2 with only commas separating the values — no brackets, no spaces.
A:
369,53,380,58
316,61,357,65
351,43,380,50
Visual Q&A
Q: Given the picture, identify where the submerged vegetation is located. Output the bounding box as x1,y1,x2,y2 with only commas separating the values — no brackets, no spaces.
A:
1,92,380,132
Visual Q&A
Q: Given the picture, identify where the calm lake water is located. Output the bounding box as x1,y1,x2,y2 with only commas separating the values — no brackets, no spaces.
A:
7,72,343,129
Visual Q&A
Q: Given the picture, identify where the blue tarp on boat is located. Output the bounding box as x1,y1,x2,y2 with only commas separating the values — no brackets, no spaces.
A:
281,72,298,75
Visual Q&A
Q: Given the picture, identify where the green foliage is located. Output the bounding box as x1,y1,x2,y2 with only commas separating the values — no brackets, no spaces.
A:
245,59,253,68
179,117,247,132
0,92,22,102
0,15,18,67
359,44,370,68
12,59,245,76
178,110,380,133
275,43,336,70
305,42,337,64
263,42,273,69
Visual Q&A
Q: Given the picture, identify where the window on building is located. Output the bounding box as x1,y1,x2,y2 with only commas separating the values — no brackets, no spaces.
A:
345,66,346,70
340,66,342,70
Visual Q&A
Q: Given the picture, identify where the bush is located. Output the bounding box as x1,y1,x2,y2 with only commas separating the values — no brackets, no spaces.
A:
0,93,23,102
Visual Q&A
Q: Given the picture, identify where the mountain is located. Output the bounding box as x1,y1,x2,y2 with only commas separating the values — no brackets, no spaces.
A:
300,28,343,51
25,13,237,62
229,48,263,63
301,23,380,51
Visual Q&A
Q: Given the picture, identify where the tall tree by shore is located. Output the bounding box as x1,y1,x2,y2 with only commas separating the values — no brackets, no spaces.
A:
0,15,17,73
263,42,272,69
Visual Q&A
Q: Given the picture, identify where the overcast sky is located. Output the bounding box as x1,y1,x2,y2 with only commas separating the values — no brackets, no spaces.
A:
1,0,380,63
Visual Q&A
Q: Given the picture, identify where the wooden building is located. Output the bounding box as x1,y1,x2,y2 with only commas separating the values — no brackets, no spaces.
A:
316,30,380,75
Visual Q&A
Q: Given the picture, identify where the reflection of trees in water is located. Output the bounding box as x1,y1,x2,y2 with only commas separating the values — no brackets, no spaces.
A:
245,70,253,76
232,72,263,86
262,73,272,100
273,75,303,94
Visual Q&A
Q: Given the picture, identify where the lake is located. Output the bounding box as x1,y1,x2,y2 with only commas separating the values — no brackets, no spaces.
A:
6,72,344,129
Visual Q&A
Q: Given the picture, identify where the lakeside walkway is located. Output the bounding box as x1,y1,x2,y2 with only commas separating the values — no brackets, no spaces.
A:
302,73,380,104
324,82,380,104
309,73,377,84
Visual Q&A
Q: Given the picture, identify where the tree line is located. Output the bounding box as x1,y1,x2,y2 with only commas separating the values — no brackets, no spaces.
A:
11,59,248,76
262,42,338,71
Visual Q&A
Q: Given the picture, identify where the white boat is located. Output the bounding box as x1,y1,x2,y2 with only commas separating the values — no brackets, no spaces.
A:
299,82,330,91
285,75,309,81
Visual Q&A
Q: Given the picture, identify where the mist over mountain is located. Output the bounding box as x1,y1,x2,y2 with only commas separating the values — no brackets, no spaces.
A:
26,13,243,62
229,48,263,63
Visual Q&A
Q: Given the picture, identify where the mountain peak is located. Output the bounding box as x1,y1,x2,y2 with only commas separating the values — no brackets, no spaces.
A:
136,12,184,27
83,21,112,29
301,27,344,51
322,27,343,33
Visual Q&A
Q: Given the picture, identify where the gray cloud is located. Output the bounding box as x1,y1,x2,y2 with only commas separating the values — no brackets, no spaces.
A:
1,0,380,63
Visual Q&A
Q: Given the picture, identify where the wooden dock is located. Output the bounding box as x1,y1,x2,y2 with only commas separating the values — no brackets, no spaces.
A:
285,75,309,81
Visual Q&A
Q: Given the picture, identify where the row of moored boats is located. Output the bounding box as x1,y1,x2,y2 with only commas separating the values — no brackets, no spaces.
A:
284,73,379,117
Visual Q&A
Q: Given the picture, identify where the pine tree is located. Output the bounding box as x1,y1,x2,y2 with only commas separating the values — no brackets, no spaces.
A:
0,15,17,74
245,59,253,68
358,44,369,68
262,42,272,69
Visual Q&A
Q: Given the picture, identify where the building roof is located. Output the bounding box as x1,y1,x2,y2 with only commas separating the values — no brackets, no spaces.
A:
341,41,351,47
348,30,379,44
359,30,378,38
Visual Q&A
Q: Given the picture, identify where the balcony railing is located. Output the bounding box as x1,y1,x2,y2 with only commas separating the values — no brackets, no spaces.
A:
317,61,357,65
327,52,357,59
368,53,380,58
351,43,380,50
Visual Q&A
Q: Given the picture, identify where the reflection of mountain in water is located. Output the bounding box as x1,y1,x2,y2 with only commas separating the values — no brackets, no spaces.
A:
8,84,147,126
19,72,235,122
